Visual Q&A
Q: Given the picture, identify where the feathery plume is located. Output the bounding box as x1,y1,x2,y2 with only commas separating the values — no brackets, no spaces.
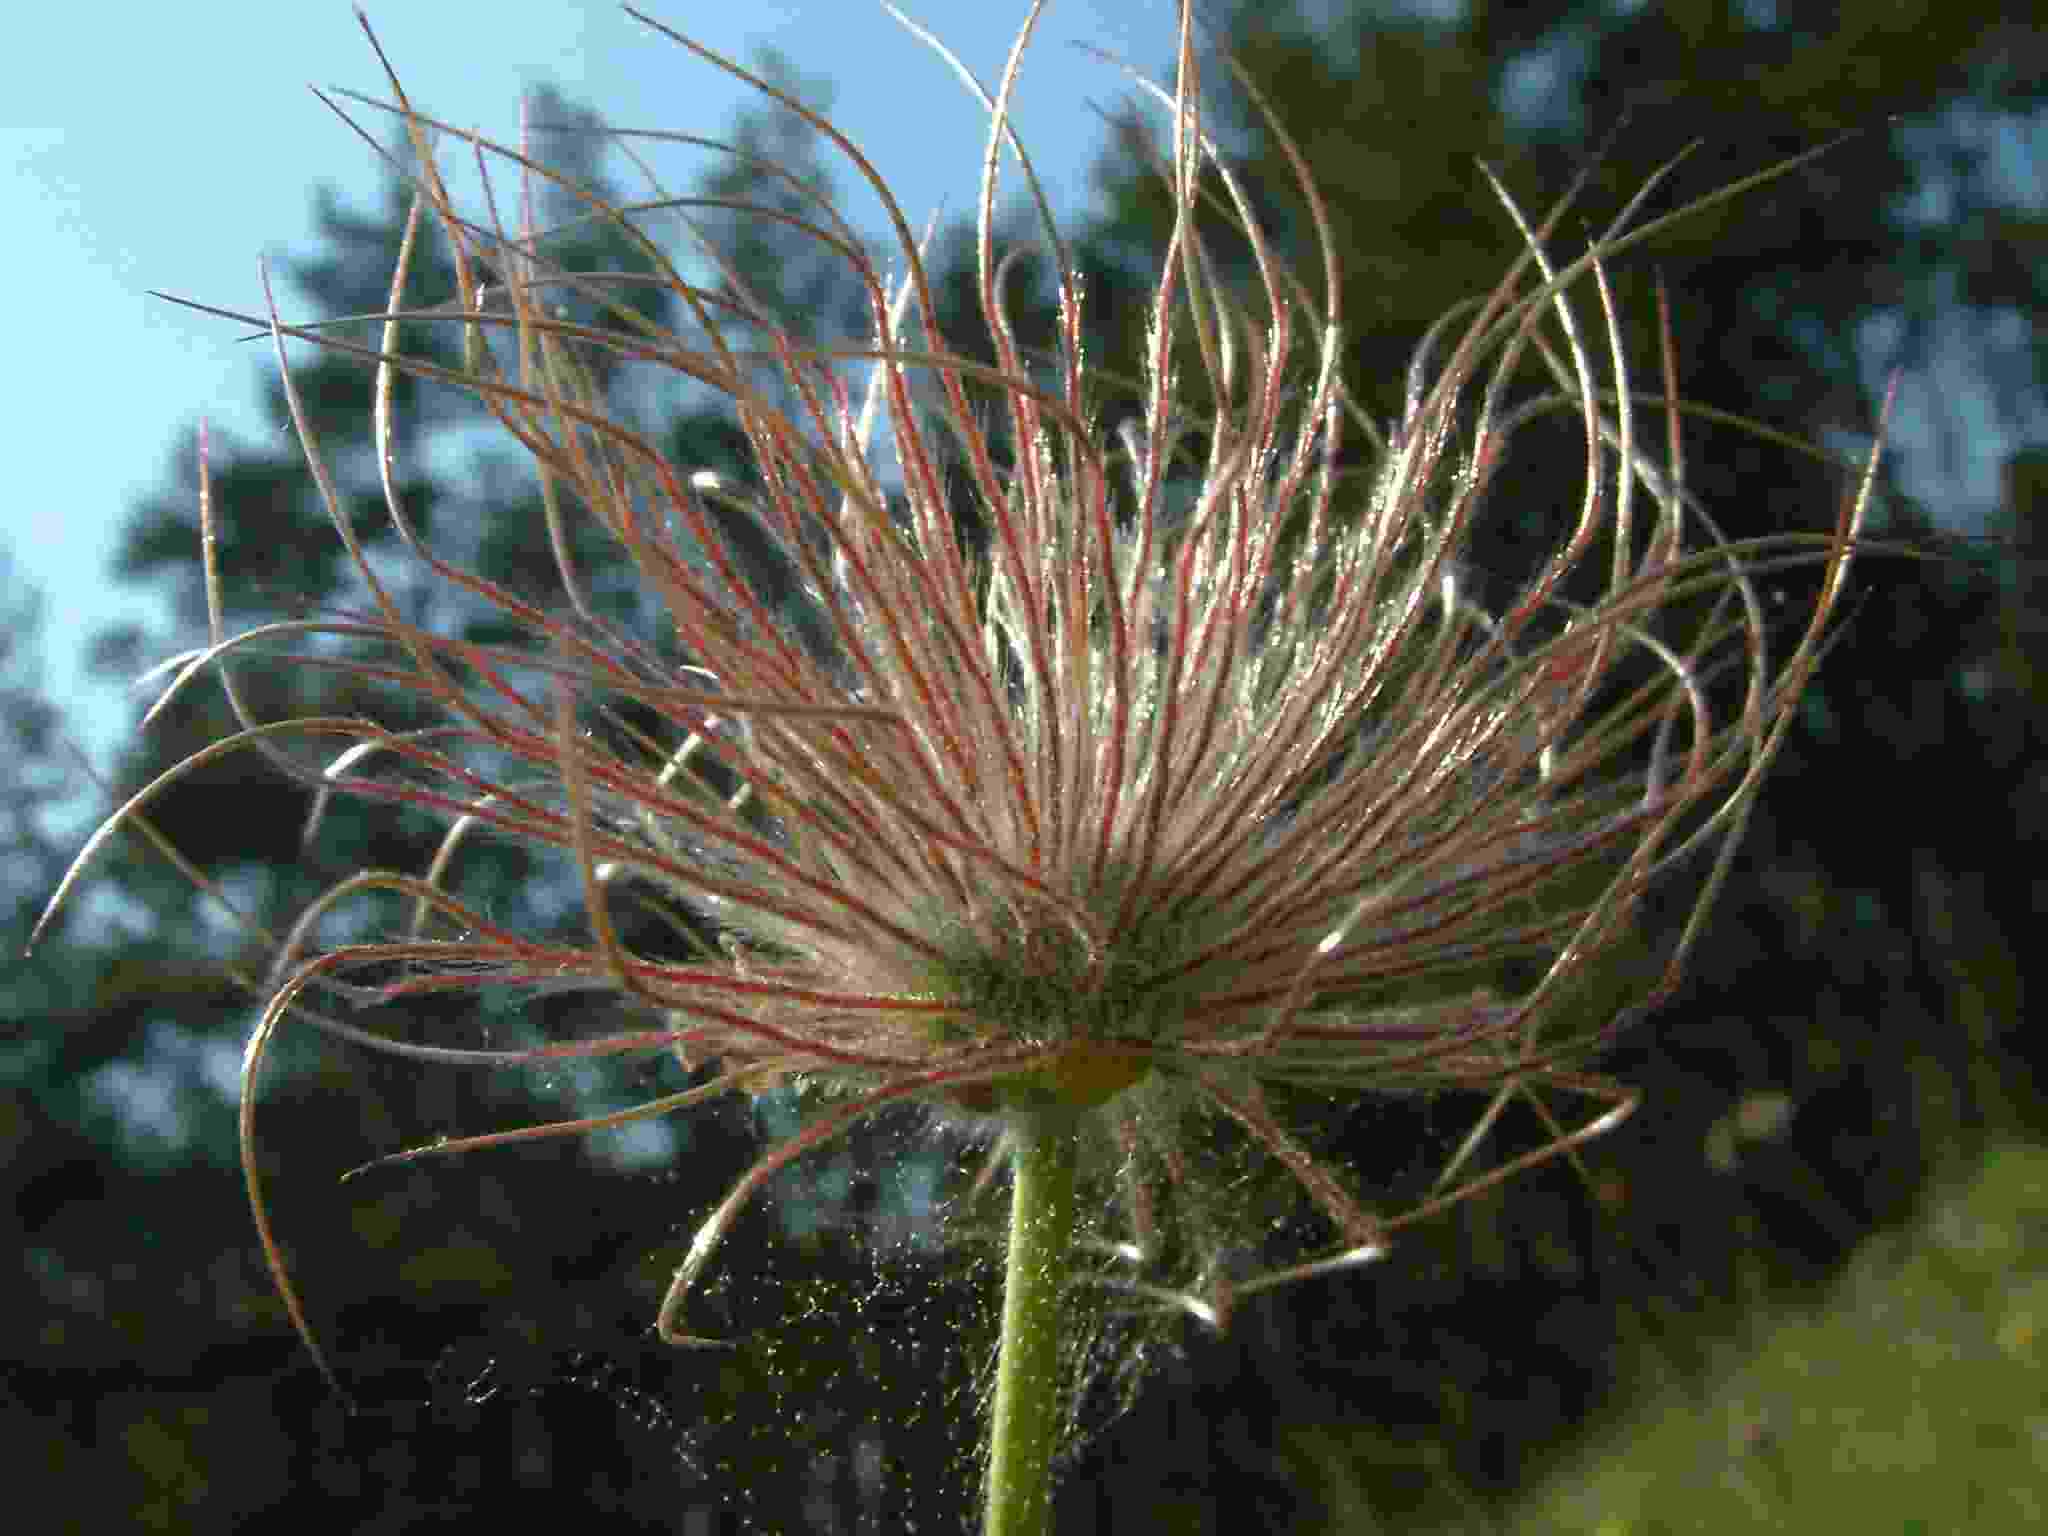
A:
45,2,1879,1481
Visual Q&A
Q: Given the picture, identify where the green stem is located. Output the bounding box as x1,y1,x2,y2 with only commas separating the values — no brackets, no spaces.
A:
984,1110,1081,1536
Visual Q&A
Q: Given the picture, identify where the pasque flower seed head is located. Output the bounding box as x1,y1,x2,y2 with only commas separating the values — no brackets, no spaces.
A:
43,0,1880,1393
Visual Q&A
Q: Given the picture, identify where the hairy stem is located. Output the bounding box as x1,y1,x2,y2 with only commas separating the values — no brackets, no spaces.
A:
984,1110,1081,1536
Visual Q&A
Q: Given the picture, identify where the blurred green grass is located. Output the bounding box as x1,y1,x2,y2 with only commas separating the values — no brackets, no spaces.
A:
1519,1138,2047,1534
1279,1139,2047,1533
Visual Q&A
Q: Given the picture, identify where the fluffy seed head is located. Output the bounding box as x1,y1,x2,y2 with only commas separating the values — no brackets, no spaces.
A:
50,1,1879,1386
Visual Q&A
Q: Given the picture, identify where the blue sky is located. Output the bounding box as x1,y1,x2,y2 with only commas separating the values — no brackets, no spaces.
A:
10,0,1179,1160
9,0,1172,791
